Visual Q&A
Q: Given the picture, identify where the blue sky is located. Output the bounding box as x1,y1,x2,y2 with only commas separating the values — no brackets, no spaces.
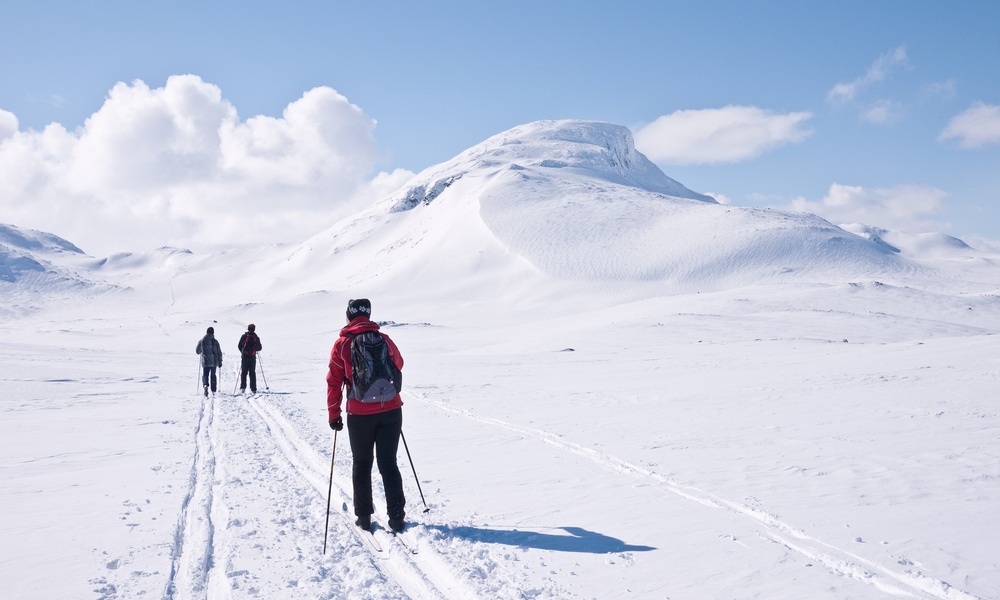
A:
1,1,999,255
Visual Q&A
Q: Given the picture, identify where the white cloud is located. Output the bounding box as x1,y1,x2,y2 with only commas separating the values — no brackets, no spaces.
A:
632,105,813,165
0,75,413,256
0,109,17,140
939,102,1000,148
921,79,957,101
859,99,903,124
788,183,949,232
827,45,909,104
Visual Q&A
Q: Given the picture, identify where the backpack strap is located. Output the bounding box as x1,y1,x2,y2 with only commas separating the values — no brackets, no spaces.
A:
342,332,358,399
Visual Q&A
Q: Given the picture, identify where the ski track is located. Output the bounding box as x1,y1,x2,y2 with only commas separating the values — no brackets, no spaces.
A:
244,394,480,600
165,392,229,600
413,392,984,600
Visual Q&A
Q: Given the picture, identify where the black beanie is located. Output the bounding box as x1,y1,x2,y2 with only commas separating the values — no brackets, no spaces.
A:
346,298,372,321
207,326,214,334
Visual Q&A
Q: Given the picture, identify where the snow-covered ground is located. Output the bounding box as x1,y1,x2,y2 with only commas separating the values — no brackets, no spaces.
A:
2,121,999,599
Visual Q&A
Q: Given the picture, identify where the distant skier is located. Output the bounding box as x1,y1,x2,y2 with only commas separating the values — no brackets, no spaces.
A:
237,324,263,394
196,326,223,397
326,298,407,532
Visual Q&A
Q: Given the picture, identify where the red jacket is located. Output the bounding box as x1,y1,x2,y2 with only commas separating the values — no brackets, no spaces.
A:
326,317,404,422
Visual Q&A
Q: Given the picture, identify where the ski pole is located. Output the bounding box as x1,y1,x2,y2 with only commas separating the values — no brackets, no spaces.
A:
232,369,239,395
196,361,201,395
258,354,269,391
400,430,430,513
323,431,338,555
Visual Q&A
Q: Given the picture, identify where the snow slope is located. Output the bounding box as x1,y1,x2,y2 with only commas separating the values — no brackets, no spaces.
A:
0,222,94,287
2,121,1000,600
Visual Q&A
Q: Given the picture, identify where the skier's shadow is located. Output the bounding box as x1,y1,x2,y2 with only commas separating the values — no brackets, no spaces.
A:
424,524,655,554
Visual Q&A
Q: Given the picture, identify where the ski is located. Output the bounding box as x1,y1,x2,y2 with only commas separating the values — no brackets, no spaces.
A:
372,523,418,554
339,504,384,556
392,530,418,554
369,523,417,555
354,525,384,555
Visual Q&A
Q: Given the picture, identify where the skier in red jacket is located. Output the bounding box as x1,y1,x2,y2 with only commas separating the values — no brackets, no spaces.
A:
326,298,406,532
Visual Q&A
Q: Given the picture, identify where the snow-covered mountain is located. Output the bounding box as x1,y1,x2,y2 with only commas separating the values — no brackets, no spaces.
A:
0,223,87,284
0,224,115,317
274,120,917,301
391,120,717,207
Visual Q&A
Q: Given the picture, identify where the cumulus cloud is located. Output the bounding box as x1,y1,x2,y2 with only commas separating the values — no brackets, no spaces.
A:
0,75,413,256
827,45,909,104
632,105,813,165
788,183,949,232
0,109,17,140
939,102,1000,148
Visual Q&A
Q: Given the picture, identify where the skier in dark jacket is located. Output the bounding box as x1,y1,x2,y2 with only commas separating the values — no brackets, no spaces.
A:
196,326,223,397
326,298,406,532
237,324,263,394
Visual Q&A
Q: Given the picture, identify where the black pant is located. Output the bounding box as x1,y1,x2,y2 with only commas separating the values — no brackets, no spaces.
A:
202,366,217,392
347,408,405,521
240,354,257,392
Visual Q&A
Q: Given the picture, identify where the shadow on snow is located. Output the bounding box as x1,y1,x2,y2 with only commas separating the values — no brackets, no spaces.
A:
425,524,655,554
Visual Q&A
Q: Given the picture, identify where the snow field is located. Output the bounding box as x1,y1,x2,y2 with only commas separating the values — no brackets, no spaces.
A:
4,272,1000,599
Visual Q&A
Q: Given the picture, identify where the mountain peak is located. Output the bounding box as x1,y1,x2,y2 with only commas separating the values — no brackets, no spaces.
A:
390,120,714,211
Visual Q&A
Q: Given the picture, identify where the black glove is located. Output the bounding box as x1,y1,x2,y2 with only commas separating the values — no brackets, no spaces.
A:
330,417,343,431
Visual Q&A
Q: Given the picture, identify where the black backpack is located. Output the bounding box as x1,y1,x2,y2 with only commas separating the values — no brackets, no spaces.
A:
347,331,402,403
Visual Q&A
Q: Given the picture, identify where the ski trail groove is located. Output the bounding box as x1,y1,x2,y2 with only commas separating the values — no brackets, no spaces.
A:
417,393,982,600
164,393,228,600
245,395,477,600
